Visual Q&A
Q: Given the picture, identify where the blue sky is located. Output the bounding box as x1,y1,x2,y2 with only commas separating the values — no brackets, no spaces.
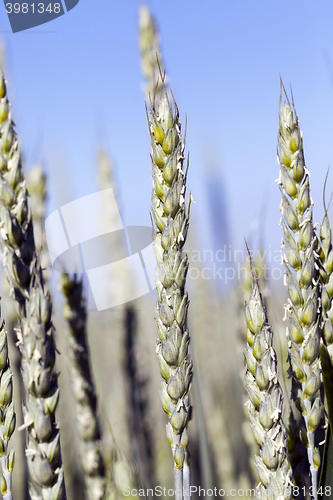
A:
1,0,333,277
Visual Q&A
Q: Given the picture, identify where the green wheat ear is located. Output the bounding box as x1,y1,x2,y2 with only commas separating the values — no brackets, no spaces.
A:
317,174,333,366
277,82,322,500
26,165,50,282
236,248,269,484
147,74,192,500
244,247,292,499
0,67,66,499
139,4,165,102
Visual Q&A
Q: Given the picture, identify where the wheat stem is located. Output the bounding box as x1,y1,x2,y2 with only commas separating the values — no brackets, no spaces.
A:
173,469,183,500
181,428,190,499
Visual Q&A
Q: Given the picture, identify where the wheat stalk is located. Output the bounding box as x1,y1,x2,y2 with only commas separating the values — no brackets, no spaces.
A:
59,273,106,500
0,67,66,500
28,159,110,497
277,83,322,500
244,254,292,499
147,77,192,500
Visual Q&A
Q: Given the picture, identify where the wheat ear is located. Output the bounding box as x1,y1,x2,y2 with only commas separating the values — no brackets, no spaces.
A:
317,179,333,366
26,165,50,282
147,78,192,500
277,84,321,500
59,273,105,500
244,254,292,499
0,300,15,500
139,4,165,102
0,67,66,500
236,250,269,483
